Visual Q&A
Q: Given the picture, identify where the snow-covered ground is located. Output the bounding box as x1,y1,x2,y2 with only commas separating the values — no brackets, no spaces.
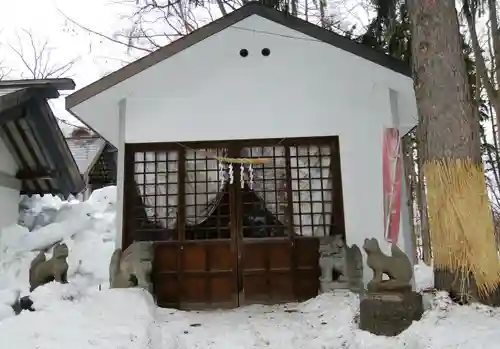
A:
0,187,499,348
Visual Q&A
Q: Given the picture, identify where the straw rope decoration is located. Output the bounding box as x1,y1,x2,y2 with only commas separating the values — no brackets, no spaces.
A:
175,138,285,188
214,156,270,164
424,158,500,296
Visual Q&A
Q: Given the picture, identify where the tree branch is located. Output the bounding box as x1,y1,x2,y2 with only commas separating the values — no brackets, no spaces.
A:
8,29,79,79
463,3,500,112
56,6,155,54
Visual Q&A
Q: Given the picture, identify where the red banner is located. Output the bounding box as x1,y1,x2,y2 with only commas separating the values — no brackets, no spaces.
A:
383,128,402,243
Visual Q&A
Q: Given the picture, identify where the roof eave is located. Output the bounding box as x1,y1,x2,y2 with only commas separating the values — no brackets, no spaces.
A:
65,106,113,146
30,97,86,197
0,78,75,91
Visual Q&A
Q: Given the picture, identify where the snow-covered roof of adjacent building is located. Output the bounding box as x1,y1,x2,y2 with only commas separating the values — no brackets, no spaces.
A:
66,137,106,177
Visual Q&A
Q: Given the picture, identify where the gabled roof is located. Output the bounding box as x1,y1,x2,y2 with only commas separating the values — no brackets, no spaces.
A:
66,136,106,177
0,79,85,198
66,2,411,109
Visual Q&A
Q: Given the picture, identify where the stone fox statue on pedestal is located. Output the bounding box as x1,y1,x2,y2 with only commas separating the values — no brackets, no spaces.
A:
109,248,139,288
29,243,69,292
362,238,412,292
109,242,153,291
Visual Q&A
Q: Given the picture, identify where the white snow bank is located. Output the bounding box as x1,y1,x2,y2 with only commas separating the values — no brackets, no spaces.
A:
157,291,359,349
4,186,500,349
395,292,500,348
156,290,500,349
18,194,65,231
413,260,434,292
0,186,117,319
0,288,157,349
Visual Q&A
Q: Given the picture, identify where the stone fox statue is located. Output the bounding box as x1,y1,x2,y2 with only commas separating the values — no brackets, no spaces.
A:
109,248,138,288
109,242,153,291
363,238,412,290
29,243,69,292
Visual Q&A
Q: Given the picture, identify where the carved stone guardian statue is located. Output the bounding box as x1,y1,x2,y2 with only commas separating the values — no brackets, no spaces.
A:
359,237,423,337
363,237,412,292
29,243,69,292
318,235,348,292
109,241,154,293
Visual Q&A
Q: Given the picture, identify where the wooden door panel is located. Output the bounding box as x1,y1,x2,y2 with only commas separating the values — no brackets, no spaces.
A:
152,241,236,309
294,238,320,301
154,276,179,307
269,273,294,300
181,241,236,308
183,243,206,271
152,243,180,308
210,276,234,302
182,275,205,302
241,240,294,304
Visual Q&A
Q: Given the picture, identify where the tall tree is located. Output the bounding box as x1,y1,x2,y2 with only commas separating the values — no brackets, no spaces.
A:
407,0,500,301
361,1,432,263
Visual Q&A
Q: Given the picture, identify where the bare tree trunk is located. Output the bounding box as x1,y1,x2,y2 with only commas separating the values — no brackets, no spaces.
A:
402,133,418,263
319,0,327,28
464,1,500,144
487,0,500,87
415,128,431,264
215,0,227,15
291,0,298,16
408,0,500,300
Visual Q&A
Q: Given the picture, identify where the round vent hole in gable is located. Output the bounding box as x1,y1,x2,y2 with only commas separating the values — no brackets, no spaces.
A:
239,49,249,57
261,48,270,56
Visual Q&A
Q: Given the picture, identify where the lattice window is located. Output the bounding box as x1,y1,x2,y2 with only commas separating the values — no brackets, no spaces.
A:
185,148,229,240
128,139,339,242
241,146,287,238
289,145,332,237
89,149,116,187
134,151,179,237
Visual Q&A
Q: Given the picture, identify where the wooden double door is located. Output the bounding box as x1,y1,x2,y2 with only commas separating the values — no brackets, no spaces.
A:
125,138,343,309
151,176,320,309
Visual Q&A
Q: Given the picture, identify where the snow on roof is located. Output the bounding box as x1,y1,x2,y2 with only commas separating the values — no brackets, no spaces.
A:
66,137,106,176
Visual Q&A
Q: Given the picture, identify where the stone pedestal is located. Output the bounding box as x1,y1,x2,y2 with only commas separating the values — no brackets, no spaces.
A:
359,291,423,336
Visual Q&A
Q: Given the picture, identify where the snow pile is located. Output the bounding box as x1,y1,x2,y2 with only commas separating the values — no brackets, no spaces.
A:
0,186,161,349
395,292,500,348
18,194,66,231
0,187,117,319
0,288,158,349
413,260,434,292
2,190,500,348
153,261,500,348
156,289,500,349
157,291,360,349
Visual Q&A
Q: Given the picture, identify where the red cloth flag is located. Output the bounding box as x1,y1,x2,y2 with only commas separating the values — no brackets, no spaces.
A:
383,128,402,243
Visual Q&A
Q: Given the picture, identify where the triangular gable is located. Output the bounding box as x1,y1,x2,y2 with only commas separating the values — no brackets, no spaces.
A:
67,137,106,176
66,2,410,109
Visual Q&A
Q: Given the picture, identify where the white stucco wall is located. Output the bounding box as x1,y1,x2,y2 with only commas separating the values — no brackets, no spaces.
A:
71,14,418,286
0,136,21,233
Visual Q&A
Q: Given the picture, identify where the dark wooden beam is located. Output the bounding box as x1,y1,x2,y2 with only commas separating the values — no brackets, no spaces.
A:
16,169,55,181
0,78,75,91
0,104,25,127
27,97,75,197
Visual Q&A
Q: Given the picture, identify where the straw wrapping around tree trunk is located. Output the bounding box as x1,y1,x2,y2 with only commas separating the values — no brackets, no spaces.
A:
424,158,500,296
